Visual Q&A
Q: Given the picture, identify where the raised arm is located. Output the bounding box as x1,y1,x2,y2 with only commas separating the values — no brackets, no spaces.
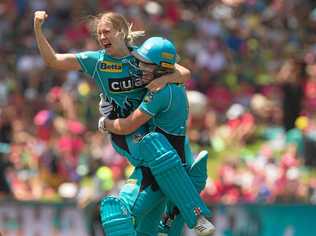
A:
146,63,191,91
34,11,80,71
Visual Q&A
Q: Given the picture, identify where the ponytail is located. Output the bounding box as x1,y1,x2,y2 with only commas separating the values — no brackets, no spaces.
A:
125,23,145,46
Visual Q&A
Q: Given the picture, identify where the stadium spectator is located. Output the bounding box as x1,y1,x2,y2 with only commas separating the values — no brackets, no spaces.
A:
1,0,316,206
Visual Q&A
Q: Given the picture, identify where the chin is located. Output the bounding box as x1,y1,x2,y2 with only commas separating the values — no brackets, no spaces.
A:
105,47,114,54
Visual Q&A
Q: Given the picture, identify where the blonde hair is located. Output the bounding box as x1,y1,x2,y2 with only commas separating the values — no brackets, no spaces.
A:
89,12,145,46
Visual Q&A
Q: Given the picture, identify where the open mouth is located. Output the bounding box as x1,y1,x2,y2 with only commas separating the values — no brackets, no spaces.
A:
103,43,112,49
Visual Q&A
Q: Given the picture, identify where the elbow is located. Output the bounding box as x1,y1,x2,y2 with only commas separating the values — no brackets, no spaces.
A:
120,123,138,135
184,69,191,82
119,126,134,135
44,55,64,70
44,57,59,69
46,60,57,69
118,130,130,135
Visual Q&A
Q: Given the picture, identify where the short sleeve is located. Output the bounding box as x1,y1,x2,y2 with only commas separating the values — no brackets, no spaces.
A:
139,87,171,117
75,51,100,77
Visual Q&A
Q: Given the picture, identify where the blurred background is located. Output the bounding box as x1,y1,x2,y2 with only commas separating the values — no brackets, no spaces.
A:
1,0,316,235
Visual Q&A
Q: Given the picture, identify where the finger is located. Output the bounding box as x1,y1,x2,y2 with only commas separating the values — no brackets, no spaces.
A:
102,108,113,114
35,11,43,17
101,106,113,112
101,103,112,108
100,107,112,112
146,84,154,90
148,87,156,91
100,104,112,108
148,86,158,91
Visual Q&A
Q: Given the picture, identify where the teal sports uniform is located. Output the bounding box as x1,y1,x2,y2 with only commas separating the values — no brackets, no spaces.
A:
76,50,149,166
76,50,145,111
75,50,170,235
76,48,209,236
132,84,210,234
140,84,188,136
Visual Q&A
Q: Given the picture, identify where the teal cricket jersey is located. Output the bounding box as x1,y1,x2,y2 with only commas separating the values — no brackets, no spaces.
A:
76,49,149,165
139,84,189,136
76,49,147,117
139,83,192,165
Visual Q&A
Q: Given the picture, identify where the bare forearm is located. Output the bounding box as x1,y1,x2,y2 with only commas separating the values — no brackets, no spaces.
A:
163,63,191,84
105,119,133,135
103,109,151,135
34,26,59,68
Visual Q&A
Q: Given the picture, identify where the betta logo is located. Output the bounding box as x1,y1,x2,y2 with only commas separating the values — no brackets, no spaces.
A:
100,61,122,72
108,77,144,92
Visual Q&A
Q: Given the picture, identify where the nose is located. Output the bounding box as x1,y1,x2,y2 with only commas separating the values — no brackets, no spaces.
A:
100,33,105,40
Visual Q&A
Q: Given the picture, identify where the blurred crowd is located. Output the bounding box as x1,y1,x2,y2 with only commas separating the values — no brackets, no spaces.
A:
1,0,316,206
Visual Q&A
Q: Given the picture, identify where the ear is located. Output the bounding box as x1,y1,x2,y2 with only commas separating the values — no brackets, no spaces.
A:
117,31,125,39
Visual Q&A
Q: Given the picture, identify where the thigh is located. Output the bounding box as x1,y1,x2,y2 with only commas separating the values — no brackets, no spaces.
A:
136,199,167,236
119,167,164,218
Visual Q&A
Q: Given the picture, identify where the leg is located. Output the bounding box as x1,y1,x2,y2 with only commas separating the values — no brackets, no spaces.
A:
100,167,164,236
136,199,166,236
99,196,136,236
137,132,211,228
159,150,209,235
121,167,166,235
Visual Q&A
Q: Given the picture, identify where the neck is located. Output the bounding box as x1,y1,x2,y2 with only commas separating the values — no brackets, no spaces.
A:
109,44,130,58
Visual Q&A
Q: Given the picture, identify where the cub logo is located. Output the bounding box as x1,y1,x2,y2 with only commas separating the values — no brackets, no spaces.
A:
108,77,144,92
100,61,122,72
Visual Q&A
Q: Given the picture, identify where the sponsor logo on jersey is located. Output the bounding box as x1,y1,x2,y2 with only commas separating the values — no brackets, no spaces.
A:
108,77,144,92
100,61,123,72
132,133,143,143
144,92,154,103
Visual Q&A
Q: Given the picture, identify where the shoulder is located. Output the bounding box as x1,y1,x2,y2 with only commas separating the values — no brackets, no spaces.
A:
168,83,186,94
151,85,171,97
76,50,103,60
143,85,171,104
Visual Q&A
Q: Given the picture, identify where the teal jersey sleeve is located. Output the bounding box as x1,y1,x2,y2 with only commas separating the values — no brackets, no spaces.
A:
139,84,188,136
75,50,102,77
139,88,170,117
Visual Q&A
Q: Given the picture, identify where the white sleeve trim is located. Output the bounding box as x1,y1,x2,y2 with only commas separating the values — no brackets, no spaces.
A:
92,53,102,78
77,55,88,73
139,107,155,116
162,85,172,113
96,69,108,94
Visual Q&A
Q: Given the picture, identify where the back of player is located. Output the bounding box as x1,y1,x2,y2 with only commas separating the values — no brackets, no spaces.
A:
129,37,214,235
139,84,188,162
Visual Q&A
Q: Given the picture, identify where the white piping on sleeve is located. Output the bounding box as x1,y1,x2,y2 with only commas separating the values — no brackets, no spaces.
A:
162,85,172,113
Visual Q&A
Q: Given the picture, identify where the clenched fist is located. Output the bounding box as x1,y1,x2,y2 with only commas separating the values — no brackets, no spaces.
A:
34,11,48,28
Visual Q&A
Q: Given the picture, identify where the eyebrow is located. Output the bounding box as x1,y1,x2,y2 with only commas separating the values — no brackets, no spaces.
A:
97,29,111,33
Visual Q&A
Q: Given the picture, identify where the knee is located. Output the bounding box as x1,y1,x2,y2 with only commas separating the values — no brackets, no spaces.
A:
100,196,130,220
99,196,136,235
